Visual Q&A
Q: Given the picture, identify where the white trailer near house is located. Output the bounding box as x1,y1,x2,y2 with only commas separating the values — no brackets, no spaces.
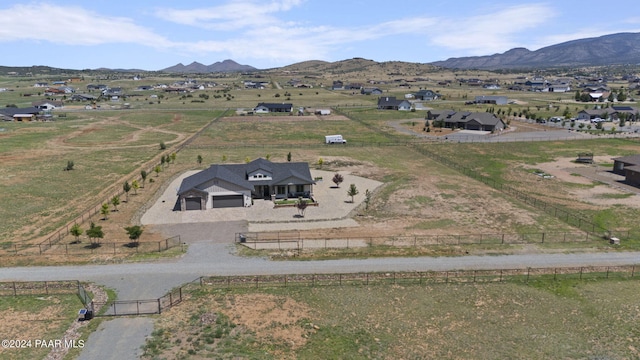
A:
325,134,347,144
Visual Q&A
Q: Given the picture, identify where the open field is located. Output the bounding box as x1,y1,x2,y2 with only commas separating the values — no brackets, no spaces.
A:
0,293,84,360
142,277,640,359
1,66,639,262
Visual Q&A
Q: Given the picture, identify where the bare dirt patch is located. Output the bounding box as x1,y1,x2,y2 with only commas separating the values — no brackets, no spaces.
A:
522,156,640,208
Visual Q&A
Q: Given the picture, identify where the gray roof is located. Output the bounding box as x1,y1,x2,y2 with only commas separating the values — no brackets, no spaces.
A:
0,107,41,117
613,155,640,166
438,111,504,126
178,158,314,195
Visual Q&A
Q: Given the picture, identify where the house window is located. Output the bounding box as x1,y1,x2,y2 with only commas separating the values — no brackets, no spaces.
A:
277,186,286,194
296,185,304,193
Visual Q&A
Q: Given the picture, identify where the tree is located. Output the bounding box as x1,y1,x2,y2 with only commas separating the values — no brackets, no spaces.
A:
140,170,148,187
100,203,110,220
364,189,371,210
618,89,627,102
317,157,324,168
132,179,140,195
347,183,359,203
197,154,203,166
154,165,162,177
123,181,131,202
287,152,292,162
266,153,271,161
124,225,143,246
85,222,104,246
222,154,227,162
159,142,166,150
161,155,166,167
64,160,74,171
70,223,82,243
111,195,120,211
296,198,308,217
332,173,344,188
244,157,251,163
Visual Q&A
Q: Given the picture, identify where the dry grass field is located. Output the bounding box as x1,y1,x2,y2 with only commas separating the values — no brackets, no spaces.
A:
142,278,640,359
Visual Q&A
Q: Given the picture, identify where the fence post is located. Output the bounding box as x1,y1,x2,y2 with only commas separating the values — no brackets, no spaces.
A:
526,268,530,283
45,281,48,295
580,267,583,280
157,299,161,314
632,265,636,278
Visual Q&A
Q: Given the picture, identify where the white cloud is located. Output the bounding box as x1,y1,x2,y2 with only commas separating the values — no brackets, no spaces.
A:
428,4,555,54
153,0,305,31
0,3,171,47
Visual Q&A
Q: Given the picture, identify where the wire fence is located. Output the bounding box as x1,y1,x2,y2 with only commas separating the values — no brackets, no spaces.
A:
200,265,640,289
235,231,629,250
1,235,182,257
34,110,229,252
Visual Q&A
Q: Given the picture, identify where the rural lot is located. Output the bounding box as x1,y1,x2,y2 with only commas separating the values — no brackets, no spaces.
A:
2,63,640,359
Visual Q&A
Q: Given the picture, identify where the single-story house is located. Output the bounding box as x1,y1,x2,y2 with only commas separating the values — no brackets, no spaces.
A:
361,87,383,95
331,81,344,90
32,100,64,110
377,96,412,111
577,109,610,121
474,96,508,105
0,107,41,121
546,84,571,93
414,89,440,101
253,102,293,113
177,158,315,210
612,155,640,186
433,111,506,132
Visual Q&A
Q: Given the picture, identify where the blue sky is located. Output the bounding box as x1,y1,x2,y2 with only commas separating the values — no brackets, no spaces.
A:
1,0,639,70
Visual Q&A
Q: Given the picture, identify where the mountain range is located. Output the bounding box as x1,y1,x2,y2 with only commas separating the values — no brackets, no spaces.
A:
160,59,257,73
431,32,640,70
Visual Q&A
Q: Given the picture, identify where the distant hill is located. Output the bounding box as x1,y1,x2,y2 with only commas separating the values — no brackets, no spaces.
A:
160,59,257,73
431,32,640,70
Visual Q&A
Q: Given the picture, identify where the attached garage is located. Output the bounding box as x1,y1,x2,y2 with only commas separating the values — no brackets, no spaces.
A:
212,194,244,208
184,197,202,210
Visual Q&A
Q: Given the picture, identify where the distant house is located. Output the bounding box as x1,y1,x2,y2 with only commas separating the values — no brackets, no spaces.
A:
177,158,315,210
331,81,344,90
577,109,609,121
0,107,40,121
612,155,640,186
34,82,48,87
377,96,412,111
361,87,382,95
474,96,508,105
546,84,571,93
253,102,293,113
71,94,98,102
611,106,640,121
32,100,64,110
413,89,440,101
432,110,505,132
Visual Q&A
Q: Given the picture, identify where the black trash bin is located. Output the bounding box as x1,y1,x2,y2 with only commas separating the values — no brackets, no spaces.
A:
239,234,246,243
